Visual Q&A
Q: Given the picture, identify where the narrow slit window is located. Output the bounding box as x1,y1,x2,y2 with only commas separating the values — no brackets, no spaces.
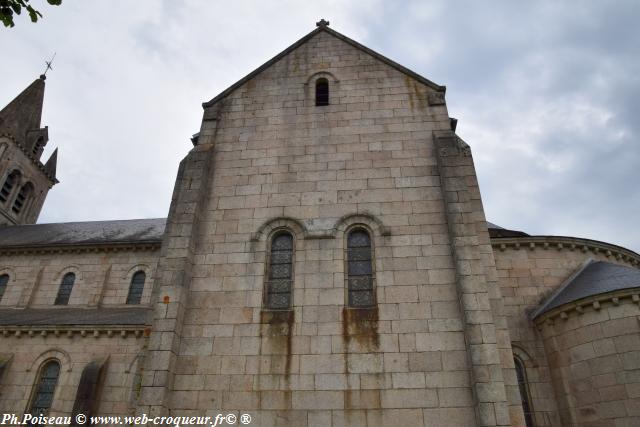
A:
54,272,75,305
0,171,19,203
0,274,8,302
126,271,146,305
12,182,33,214
29,360,60,420
315,78,329,106
265,232,293,309
514,356,535,427
347,229,375,308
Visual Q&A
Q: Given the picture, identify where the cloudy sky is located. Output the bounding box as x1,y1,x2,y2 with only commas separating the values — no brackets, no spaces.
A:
2,1,639,252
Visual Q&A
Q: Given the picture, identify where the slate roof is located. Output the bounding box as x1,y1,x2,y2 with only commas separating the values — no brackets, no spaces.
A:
486,221,529,238
0,218,166,248
532,260,640,318
0,307,150,326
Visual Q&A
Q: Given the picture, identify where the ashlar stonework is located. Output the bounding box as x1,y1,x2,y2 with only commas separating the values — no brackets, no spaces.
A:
0,22,638,427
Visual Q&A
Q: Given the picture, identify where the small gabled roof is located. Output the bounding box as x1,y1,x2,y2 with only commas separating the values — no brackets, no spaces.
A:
532,260,640,318
0,218,166,248
203,20,445,108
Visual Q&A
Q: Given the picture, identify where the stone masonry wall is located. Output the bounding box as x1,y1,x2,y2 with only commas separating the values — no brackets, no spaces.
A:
140,29,517,426
493,241,640,426
537,298,640,426
0,334,146,417
0,249,159,307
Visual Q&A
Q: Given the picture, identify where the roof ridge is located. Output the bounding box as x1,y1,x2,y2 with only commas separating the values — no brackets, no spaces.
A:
202,23,444,108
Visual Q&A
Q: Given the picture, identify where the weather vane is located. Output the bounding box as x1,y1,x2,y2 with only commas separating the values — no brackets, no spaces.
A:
43,52,56,77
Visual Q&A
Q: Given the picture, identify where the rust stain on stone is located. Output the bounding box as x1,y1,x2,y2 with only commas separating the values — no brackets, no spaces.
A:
342,307,380,350
341,307,380,411
260,310,294,378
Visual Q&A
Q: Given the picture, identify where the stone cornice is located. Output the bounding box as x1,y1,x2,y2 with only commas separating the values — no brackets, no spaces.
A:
491,235,640,267
0,241,161,256
0,326,149,338
0,132,57,184
533,288,640,326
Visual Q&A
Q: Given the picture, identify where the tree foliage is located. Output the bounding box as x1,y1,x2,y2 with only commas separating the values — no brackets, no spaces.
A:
1,0,61,28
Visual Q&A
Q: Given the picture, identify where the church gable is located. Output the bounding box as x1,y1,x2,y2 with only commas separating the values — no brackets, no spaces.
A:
202,22,446,117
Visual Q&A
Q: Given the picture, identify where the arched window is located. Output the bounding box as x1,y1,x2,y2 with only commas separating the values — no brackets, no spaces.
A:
0,170,20,203
12,182,33,214
265,232,293,310
0,274,8,302
315,78,329,106
514,356,535,427
346,229,375,308
54,272,75,305
28,360,60,419
126,271,146,305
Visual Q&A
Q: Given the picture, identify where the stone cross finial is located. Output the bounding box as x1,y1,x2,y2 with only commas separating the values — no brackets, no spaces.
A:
316,19,330,27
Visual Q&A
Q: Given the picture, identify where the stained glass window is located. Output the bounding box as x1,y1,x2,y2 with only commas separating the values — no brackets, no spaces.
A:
347,229,375,308
0,274,8,302
54,272,75,305
29,360,60,421
514,356,535,427
265,232,293,309
126,271,146,305
315,78,329,106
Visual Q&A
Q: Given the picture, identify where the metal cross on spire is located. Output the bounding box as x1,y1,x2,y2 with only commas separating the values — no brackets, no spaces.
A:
41,52,56,79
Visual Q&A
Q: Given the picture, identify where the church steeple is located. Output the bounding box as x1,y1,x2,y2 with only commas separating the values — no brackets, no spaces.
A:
0,75,46,151
0,75,58,226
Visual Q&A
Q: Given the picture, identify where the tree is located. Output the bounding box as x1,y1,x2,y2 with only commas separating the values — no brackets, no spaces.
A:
1,0,61,28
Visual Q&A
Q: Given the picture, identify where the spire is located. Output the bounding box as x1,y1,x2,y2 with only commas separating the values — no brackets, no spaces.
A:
0,76,46,148
44,147,58,180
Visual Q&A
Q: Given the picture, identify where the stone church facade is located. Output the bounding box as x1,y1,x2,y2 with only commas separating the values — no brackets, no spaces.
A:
0,22,638,427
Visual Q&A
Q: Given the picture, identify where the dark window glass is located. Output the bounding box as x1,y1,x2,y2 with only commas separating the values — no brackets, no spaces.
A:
265,232,293,309
54,272,75,305
70,361,105,425
315,78,329,106
514,356,535,427
347,229,375,308
126,271,146,305
0,171,19,203
12,183,32,214
0,274,8,302
29,360,60,422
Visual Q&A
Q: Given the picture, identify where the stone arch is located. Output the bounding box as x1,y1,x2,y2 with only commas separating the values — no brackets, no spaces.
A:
305,71,340,86
252,217,307,245
305,71,340,106
27,348,72,373
512,344,537,368
333,212,389,237
53,265,83,283
123,264,153,282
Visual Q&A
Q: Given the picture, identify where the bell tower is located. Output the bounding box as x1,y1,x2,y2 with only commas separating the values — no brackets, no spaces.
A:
0,74,58,225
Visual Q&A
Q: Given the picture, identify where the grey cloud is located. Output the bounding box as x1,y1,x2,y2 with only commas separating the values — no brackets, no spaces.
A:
1,0,638,252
